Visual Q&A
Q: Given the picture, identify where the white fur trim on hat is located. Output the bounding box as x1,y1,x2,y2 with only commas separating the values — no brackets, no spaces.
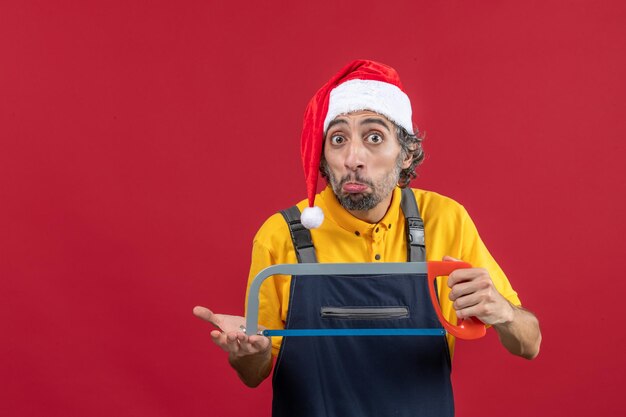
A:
323,79,414,134
301,206,324,229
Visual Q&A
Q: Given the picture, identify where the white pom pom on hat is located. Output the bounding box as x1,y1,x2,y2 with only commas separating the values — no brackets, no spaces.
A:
300,206,324,229
299,60,414,229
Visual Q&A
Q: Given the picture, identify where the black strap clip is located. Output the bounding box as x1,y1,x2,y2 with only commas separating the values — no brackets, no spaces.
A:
407,218,425,246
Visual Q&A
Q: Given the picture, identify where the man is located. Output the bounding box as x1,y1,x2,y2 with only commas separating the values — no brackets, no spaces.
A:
193,60,541,416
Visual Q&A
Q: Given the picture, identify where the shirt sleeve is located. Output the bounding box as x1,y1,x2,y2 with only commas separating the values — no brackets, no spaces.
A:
244,226,292,357
459,207,521,306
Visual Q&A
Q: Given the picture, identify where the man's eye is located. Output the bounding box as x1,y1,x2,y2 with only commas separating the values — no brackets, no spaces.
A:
330,135,345,145
366,134,383,144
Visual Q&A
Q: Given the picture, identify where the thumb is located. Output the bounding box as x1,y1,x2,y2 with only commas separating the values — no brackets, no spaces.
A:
442,255,462,262
193,306,219,327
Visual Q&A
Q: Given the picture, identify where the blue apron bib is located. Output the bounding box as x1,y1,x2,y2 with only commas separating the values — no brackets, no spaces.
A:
273,189,454,416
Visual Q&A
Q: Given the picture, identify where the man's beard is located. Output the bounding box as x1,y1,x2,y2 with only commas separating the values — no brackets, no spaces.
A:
322,157,403,212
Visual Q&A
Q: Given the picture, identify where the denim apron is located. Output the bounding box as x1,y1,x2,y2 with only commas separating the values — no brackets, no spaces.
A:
272,189,454,417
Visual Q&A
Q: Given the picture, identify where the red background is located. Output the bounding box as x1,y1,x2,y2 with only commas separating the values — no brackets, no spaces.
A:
1,1,625,416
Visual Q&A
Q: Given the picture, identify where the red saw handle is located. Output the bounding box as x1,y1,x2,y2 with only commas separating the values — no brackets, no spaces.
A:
427,261,486,340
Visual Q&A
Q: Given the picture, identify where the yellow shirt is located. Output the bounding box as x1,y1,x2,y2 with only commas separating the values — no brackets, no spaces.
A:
245,186,521,357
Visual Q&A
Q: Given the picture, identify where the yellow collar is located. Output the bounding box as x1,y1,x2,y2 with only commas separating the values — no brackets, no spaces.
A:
319,186,402,236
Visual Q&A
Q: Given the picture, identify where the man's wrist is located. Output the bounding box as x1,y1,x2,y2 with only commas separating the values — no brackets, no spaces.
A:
228,346,273,387
493,301,516,329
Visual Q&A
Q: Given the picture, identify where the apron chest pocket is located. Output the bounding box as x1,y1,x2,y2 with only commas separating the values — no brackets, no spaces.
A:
320,306,409,320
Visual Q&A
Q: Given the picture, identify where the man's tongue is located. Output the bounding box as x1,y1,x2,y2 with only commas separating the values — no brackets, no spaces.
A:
343,183,368,193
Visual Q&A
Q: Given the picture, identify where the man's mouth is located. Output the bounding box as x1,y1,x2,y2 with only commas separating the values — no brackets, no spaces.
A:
342,182,369,193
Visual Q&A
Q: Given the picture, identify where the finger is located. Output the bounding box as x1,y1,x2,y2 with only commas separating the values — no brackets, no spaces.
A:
237,333,270,355
193,306,215,323
447,267,488,287
210,331,232,353
237,335,270,355
238,338,259,355
448,281,479,301
224,332,241,353
456,303,488,321
447,269,473,287
443,255,461,262
455,306,472,320
226,331,241,343
453,292,483,311
193,306,223,330
249,335,272,351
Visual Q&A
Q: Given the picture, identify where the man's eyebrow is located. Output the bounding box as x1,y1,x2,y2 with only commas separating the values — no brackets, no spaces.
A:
360,117,392,131
327,118,349,131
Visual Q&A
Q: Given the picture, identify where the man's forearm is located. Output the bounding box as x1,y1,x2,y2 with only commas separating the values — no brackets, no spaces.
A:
229,349,273,387
493,304,542,359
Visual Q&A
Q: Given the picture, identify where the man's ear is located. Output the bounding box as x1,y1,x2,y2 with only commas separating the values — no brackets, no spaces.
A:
401,148,414,169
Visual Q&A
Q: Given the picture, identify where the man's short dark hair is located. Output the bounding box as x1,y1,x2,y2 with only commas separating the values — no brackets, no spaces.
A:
396,124,425,188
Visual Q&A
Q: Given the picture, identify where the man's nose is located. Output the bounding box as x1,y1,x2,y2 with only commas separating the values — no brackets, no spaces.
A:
344,141,365,171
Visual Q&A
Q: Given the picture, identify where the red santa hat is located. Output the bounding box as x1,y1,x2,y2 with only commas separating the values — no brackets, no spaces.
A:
299,59,415,229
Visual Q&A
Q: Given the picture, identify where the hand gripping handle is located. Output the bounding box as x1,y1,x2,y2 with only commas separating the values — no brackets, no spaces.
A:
427,261,486,340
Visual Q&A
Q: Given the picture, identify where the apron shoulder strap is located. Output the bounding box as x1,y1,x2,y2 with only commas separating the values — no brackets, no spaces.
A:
400,187,426,262
280,189,424,263
279,206,318,264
